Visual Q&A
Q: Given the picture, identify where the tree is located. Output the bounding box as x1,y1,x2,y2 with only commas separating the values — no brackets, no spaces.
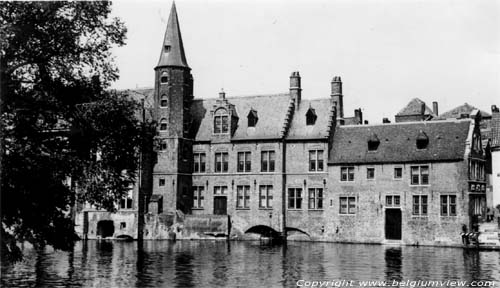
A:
0,1,146,261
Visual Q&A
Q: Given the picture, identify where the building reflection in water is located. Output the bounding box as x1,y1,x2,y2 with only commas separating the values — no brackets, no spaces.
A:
384,247,403,282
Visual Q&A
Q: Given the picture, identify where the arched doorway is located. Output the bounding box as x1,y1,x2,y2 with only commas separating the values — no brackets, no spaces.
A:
97,220,115,238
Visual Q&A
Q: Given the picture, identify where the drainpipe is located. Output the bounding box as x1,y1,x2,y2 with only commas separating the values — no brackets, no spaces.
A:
281,140,287,243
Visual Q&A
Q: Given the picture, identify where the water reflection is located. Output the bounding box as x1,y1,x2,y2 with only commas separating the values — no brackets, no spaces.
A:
2,241,499,288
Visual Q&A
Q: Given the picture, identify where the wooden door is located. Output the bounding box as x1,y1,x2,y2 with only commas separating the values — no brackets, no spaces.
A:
385,209,402,240
214,196,227,215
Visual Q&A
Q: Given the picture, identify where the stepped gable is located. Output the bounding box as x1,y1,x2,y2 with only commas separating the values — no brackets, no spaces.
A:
286,98,334,140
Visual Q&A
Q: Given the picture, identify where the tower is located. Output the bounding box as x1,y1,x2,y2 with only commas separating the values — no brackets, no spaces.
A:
153,2,193,214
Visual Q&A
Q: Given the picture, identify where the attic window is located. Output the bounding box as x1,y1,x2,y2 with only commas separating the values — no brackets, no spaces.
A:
164,45,171,52
214,108,229,134
368,133,380,151
247,109,258,127
306,107,317,126
160,95,168,107
416,130,429,149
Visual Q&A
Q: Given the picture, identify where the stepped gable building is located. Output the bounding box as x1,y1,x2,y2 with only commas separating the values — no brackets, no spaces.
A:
326,119,486,245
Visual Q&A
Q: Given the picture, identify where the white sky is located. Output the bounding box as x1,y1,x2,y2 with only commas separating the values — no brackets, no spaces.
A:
110,0,499,124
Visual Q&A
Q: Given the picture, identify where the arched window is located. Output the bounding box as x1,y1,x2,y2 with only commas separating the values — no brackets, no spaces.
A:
159,118,167,131
160,72,168,84
214,109,229,134
160,95,168,107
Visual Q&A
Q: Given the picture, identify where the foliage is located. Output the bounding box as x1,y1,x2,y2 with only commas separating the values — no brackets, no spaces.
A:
0,1,148,261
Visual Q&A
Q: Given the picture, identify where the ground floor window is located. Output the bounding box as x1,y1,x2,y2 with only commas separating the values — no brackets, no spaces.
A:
385,195,400,207
440,195,457,216
308,188,323,210
193,186,204,209
288,188,302,209
340,196,356,214
412,195,427,216
259,185,273,209
236,185,250,209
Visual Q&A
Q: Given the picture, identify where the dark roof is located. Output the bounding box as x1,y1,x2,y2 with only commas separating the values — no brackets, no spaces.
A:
439,103,491,119
190,94,293,141
156,2,189,68
287,99,335,139
396,98,435,116
491,112,500,148
329,119,472,164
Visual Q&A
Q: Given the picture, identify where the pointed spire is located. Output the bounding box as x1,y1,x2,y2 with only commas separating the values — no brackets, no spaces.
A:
156,2,189,69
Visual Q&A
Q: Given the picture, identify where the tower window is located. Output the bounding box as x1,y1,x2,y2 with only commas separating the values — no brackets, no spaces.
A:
160,95,168,107
306,107,317,125
159,118,167,131
164,45,171,52
160,72,168,84
247,109,258,127
214,109,229,134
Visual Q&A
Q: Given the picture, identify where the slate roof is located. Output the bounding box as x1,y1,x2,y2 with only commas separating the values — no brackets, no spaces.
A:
157,3,189,68
491,112,500,148
439,103,491,119
287,99,335,139
396,98,435,116
190,94,293,141
329,119,472,164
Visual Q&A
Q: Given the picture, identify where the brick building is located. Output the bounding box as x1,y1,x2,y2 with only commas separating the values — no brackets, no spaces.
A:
76,3,489,246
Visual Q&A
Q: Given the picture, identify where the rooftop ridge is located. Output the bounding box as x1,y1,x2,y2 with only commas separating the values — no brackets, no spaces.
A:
340,118,472,128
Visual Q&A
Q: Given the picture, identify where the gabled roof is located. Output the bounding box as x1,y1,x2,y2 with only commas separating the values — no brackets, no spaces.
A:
156,2,189,68
329,119,472,164
190,94,292,141
287,99,334,139
439,103,491,119
396,98,435,116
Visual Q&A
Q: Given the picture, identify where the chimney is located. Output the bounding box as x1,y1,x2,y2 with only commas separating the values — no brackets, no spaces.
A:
331,76,344,119
432,101,439,116
219,88,225,99
290,71,301,111
382,118,391,124
354,108,363,124
492,105,499,113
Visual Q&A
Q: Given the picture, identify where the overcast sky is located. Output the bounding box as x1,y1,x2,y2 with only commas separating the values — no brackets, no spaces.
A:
111,0,499,124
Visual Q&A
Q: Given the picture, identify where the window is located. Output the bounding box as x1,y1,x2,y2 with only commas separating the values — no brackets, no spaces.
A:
237,152,251,172
160,75,168,84
261,151,275,172
308,188,323,210
120,222,126,229
236,186,250,209
288,188,302,209
247,109,258,127
394,167,403,179
193,153,206,173
306,107,317,125
440,195,457,216
214,109,229,134
368,133,380,151
469,160,485,181
159,178,165,186
410,165,429,185
160,95,168,107
309,150,324,172
367,167,375,180
164,45,171,52
159,118,167,131
416,130,429,149
215,152,229,173
412,195,428,216
259,185,273,209
159,140,167,151
386,195,401,207
193,186,204,209
340,167,355,182
214,186,228,195
120,188,133,210
339,196,356,214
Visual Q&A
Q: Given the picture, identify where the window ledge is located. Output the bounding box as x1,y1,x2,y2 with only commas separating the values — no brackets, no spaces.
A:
287,209,303,211
236,208,250,210
339,213,356,216
192,208,205,210
258,208,273,210
308,209,324,212
411,215,428,218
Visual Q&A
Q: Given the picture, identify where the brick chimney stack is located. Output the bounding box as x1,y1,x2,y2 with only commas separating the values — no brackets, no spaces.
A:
433,101,439,116
290,71,301,111
331,76,344,119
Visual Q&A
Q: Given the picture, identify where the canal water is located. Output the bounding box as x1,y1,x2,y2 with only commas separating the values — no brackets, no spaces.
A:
1,241,499,287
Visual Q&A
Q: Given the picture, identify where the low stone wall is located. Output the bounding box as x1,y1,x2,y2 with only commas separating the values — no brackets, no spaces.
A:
78,210,138,239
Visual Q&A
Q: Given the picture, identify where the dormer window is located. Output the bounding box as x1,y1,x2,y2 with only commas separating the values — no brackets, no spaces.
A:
416,130,429,149
214,108,229,134
247,109,258,127
306,107,317,126
160,95,168,107
159,118,167,131
164,45,171,52
160,72,168,84
368,133,380,151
